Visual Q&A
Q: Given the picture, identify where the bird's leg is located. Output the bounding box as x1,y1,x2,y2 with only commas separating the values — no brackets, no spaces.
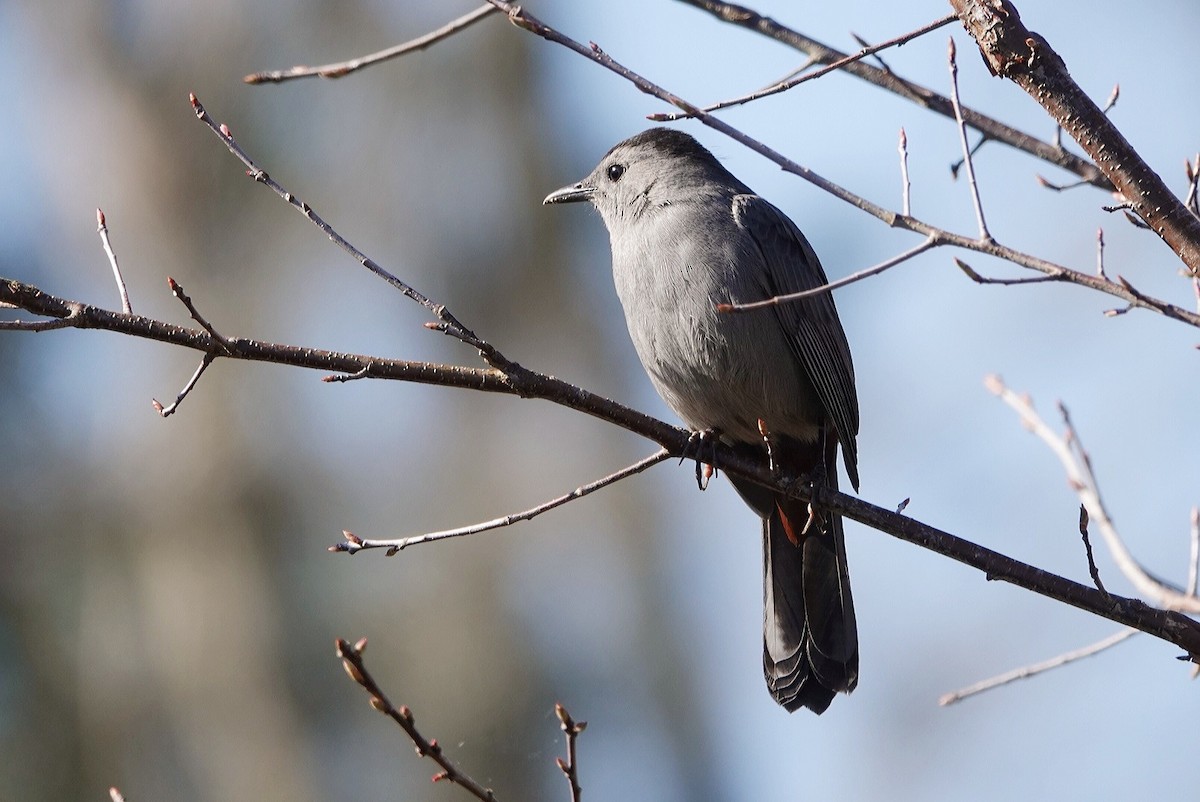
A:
681,428,721,491
797,452,829,538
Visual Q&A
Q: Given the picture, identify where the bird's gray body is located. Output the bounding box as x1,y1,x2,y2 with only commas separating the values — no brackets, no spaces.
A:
609,186,825,447
545,128,859,714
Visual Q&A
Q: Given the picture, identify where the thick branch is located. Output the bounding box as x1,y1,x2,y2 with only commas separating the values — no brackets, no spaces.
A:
6,275,1199,660
951,0,1200,274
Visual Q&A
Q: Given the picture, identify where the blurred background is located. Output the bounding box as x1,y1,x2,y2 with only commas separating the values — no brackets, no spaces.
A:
1,1,1197,799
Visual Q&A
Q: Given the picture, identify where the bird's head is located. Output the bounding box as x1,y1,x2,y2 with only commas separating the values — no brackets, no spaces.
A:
543,127,739,230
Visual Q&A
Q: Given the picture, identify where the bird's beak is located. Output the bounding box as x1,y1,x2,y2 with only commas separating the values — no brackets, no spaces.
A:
543,181,595,205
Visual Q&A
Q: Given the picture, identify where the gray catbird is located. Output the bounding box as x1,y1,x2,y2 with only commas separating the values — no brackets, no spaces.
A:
544,128,859,714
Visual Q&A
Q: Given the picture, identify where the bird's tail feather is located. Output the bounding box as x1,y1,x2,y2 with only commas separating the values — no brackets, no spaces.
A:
762,484,858,714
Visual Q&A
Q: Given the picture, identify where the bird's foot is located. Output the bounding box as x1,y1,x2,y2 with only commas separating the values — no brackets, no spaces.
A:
783,463,830,543
681,428,721,491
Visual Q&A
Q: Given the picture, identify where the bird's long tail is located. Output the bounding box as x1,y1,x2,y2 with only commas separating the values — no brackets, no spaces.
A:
762,474,858,714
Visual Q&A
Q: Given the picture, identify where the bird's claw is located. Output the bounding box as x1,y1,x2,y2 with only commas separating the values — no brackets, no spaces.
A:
681,428,721,491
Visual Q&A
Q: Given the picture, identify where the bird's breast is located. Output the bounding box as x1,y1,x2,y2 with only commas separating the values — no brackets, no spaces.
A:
609,217,823,444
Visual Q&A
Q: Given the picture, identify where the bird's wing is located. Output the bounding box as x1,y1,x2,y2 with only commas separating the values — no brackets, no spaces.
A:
733,194,860,490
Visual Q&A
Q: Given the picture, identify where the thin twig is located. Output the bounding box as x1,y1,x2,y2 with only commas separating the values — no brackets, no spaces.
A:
753,54,819,96
244,5,498,84
333,449,671,554
188,94,508,367
718,235,937,312
674,0,1111,191
986,376,1200,614
152,353,216,417
324,366,371,383
1078,504,1109,597
336,638,498,801
898,128,911,217
555,703,586,802
147,277,232,416
949,134,988,180
649,13,958,121
96,208,132,314
1184,154,1200,218
955,258,1061,286
849,32,893,73
1035,173,1089,193
938,628,1138,706
1096,228,1108,280
0,302,84,331
109,789,126,802
948,38,992,242
166,277,233,354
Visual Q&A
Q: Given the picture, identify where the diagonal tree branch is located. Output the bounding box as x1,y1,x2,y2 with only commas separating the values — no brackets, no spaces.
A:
673,0,1112,191
336,638,498,800
951,0,1200,274
4,275,1200,661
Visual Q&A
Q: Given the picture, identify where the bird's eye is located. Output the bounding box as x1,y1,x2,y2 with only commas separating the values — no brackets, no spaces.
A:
606,163,626,182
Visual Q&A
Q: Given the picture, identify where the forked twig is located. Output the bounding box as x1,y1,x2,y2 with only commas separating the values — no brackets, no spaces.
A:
986,375,1200,614
188,94,508,366
650,13,958,121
